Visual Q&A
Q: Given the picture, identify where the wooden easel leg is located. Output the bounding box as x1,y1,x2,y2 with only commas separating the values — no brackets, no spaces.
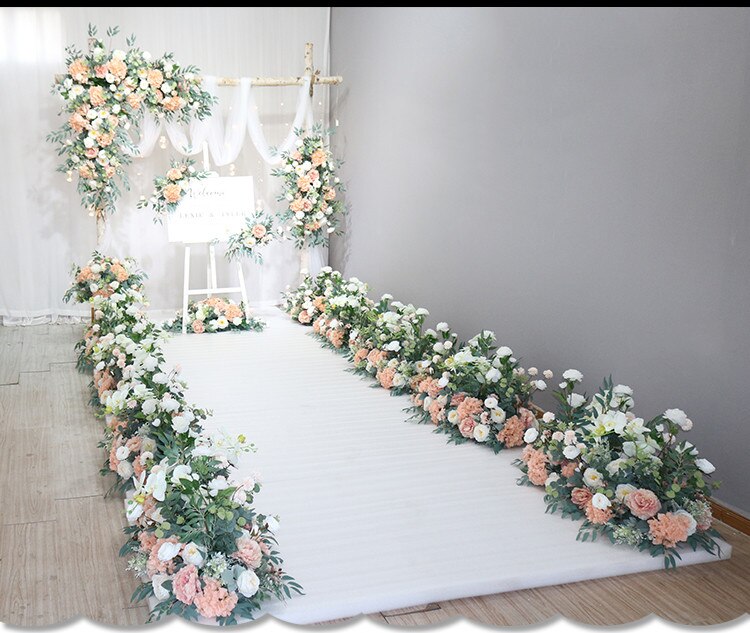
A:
182,245,191,334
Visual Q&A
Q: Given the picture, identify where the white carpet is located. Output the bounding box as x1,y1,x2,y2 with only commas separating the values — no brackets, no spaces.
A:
164,308,731,624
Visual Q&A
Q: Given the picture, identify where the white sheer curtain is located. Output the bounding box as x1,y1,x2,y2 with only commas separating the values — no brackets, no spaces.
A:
0,7,332,324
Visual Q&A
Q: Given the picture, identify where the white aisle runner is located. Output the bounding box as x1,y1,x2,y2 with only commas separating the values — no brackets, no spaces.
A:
164,309,731,624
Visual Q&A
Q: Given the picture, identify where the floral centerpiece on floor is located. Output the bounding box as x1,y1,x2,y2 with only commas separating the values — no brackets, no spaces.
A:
225,212,278,264
48,25,214,221
515,373,722,567
164,298,265,334
64,251,147,304
66,253,301,622
272,125,345,249
137,158,208,220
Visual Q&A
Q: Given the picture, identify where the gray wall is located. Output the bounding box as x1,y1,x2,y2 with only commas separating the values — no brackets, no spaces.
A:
330,7,750,515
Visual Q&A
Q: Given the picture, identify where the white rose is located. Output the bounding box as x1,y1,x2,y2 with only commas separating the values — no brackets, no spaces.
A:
615,483,637,501
490,408,506,424
542,412,556,423
664,408,693,431
384,340,401,352
485,367,501,382
552,431,564,442
436,322,449,332
145,469,167,502
567,393,585,408
438,375,449,388
583,468,603,488
157,541,182,562
591,492,611,510
484,397,498,409
527,367,538,377
473,424,490,443
545,472,560,487
392,373,406,388
562,444,580,459
496,346,512,358
172,415,190,434
237,569,261,597
563,369,583,382
182,542,204,567
171,464,192,484
534,380,547,391
142,355,158,371
233,317,242,326
142,398,158,415
524,428,539,443
152,372,168,384
152,574,171,601
115,445,130,461
447,410,459,425
543,370,554,379
116,460,134,479
695,458,715,474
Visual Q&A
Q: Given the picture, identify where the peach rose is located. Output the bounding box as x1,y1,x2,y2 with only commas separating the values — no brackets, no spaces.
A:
163,183,182,203
85,148,98,159
69,112,87,133
192,320,205,334
298,310,311,324
625,488,662,520
648,512,692,548
307,169,319,182
110,263,129,282
310,148,326,166
78,165,93,179
234,535,263,568
518,407,536,428
68,58,89,82
166,168,183,181
224,304,243,321
126,93,143,110
458,417,476,438
162,96,184,111
290,197,304,212
94,65,108,79
89,86,106,107
301,199,313,212
429,400,445,425
147,68,164,88
107,58,127,81
571,487,593,508
585,500,613,525
97,132,114,147
353,348,369,365
292,150,303,161
323,187,336,201
312,296,326,312
251,224,267,239
297,176,311,192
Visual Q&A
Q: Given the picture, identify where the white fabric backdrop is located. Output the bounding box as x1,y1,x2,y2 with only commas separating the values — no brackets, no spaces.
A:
0,7,333,324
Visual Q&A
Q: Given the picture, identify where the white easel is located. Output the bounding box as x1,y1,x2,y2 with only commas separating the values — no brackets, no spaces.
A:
181,242,250,334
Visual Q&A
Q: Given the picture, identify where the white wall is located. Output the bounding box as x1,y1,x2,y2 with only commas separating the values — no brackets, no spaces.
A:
330,7,750,515
0,7,330,321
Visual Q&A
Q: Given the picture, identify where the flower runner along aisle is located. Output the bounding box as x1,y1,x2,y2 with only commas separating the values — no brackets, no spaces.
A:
281,268,724,567
64,254,301,624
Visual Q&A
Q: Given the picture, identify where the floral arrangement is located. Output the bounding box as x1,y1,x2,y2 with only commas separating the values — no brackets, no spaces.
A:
48,25,214,219
272,125,345,249
225,212,278,264
281,268,723,567
137,158,208,220
67,254,300,623
164,298,265,335
516,374,721,567
63,251,147,304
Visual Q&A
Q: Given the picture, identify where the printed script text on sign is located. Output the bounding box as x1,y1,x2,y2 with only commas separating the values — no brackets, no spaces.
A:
167,176,254,243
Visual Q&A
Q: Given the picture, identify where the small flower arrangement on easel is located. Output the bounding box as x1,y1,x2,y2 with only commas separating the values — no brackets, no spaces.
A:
225,211,278,264
137,158,209,220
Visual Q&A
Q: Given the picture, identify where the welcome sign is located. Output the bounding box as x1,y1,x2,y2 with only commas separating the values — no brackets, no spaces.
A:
167,176,254,243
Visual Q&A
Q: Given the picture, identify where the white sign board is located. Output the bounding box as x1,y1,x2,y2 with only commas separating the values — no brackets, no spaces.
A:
167,176,253,243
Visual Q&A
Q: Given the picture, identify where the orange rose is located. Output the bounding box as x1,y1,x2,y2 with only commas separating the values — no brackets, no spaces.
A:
147,68,164,88
163,184,182,203
89,86,106,107
162,96,184,112
68,58,89,82
310,149,326,167
107,58,127,81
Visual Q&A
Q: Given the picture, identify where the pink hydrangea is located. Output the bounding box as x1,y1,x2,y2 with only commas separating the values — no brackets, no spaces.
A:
194,578,238,619
173,564,201,605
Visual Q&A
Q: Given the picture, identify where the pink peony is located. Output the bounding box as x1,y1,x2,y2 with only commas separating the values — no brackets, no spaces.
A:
251,224,267,239
625,488,662,520
234,534,263,568
648,512,692,548
194,578,238,619
173,564,201,605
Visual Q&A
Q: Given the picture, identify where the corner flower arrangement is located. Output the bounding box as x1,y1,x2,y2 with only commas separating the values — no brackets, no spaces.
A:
48,25,214,219
63,251,146,304
225,212,278,264
515,373,722,567
137,158,209,220
272,125,345,249
66,253,301,623
164,298,265,334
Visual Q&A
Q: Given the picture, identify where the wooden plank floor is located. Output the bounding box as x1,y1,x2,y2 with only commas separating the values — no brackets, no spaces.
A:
0,324,748,626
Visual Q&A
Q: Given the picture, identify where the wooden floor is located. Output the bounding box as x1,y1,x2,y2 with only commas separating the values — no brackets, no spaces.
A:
0,324,748,626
